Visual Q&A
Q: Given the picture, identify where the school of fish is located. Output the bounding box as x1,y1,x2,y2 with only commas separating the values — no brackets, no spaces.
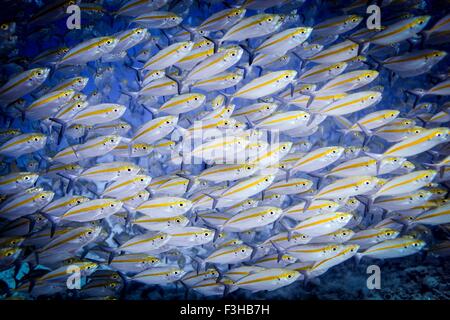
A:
0,0,449,300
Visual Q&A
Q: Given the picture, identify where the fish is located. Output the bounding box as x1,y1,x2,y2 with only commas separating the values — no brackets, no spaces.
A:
0,0,449,301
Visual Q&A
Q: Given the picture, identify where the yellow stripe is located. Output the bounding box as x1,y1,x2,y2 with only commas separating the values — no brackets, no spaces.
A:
133,118,168,141
223,176,267,197
237,73,286,96
227,15,268,37
310,43,356,61
386,131,436,154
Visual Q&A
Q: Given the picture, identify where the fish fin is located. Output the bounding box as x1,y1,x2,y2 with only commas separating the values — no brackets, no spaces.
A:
175,172,196,194
203,192,219,210
354,253,363,265
269,240,285,263
191,256,206,274
364,152,384,174
48,118,66,145
278,219,294,241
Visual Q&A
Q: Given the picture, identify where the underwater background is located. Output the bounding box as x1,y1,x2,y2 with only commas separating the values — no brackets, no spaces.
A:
0,0,449,300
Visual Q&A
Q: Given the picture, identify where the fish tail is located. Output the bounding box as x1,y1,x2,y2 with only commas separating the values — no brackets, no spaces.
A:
190,255,206,274
48,117,66,145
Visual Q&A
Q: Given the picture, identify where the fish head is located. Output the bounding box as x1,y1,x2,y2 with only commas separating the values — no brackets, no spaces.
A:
31,67,50,82
35,191,55,206
383,109,400,120
360,70,379,84
72,91,88,101
260,14,283,31
427,50,447,62
0,247,21,265
378,228,400,241
323,200,341,212
226,7,246,21
172,215,189,228
327,146,345,160
432,127,450,142
103,135,121,148
69,196,90,208
344,14,363,28
343,244,360,257
282,70,298,83
167,267,185,281
419,170,437,183
326,62,346,77
411,15,431,32
178,41,194,54
279,270,300,284
217,118,236,129
99,37,119,52
162,115,179,128
381,156,405,172
131,27,147,40
134,175,152,188
107,104,127,117
0,236,25,247
79,261,99,275
224,46,243,62
80,226,102,243
236,245,252,258
165,14,183,26
70,100,89,113
429,188,447,199
211,94,225,109
143,256,160,268
334,228,355,241
365,91,382,105
26,133,47,148
194,228,214,244
145,70,165,83
400,160,415,173
409,239,426,251
17,172,39,187
333,212,353,225
31,213,49,229
131,143,153,156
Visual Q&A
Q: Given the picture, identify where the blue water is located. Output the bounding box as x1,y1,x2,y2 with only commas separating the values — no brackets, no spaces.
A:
0,0,449,300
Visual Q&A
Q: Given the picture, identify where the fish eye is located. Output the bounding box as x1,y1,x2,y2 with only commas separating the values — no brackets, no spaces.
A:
370,96,375,99
179,202,184,206
205,232,209,236
166,120,171,124
332,247,337,251
160,236,164,239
